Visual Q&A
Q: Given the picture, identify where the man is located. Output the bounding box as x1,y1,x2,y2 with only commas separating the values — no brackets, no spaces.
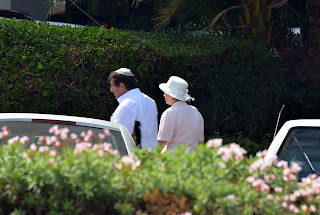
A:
109,68,158,150
158,76,204,153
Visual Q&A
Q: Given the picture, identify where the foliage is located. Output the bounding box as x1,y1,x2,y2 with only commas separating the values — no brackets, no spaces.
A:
209,131,271,157
0,19,296,144
153,0,242,32
0,128,319,214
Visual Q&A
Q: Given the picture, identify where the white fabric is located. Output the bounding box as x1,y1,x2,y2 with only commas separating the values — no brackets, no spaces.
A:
159,76,194,101
110,88,158,150
157,101,204,152
115,68,134,76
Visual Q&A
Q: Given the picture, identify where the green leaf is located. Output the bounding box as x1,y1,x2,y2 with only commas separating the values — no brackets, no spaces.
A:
37,62,44,69
43,90,50,96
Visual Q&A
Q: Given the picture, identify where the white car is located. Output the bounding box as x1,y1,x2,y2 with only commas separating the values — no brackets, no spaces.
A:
265,119,320,179
0,113,136,156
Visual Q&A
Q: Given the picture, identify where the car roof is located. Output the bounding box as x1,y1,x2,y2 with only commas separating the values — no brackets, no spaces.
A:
0,9,32,20
0,113,121,131
280,119,320,128
265,119,320,165
34,20,85,28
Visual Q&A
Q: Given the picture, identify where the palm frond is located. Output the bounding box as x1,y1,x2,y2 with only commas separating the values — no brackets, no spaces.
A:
153,0,184,31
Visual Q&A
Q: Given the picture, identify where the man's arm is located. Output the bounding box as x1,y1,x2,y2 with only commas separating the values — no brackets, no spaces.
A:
111,105,136,134
158,140,167,145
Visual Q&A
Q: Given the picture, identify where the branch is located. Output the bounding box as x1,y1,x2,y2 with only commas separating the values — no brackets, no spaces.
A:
266,0,288,9
206,5,243,30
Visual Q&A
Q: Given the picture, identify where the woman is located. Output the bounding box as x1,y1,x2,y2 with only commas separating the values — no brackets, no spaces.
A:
158,76,204,153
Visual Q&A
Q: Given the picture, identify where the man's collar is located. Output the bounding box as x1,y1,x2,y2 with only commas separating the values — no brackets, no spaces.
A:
117,88,140,103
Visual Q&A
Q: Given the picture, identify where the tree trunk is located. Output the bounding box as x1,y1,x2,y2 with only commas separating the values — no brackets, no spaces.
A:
305,0,320,62
292,0,320,85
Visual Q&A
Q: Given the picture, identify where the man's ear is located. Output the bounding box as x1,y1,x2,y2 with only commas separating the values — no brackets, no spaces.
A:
119,83,126,89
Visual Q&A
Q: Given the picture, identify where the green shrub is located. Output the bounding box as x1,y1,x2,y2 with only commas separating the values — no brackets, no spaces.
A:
0,19,295,147
0,128,319,215
209,131,272,156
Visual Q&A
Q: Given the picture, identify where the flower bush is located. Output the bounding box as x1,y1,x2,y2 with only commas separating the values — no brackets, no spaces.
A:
0,126,320,215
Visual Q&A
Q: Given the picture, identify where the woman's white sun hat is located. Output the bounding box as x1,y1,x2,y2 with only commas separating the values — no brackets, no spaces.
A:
159,76,195,101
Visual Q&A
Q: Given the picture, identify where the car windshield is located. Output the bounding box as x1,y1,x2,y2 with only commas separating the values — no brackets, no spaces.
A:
278,127,320,179
0,121,128,155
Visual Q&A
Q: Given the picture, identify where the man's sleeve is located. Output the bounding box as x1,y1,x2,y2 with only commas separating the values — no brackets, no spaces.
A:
111,105,137,134
157,110,175,142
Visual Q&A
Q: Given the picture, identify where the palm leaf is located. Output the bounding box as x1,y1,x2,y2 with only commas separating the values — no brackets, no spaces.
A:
153,0,184,31
206,5,243,30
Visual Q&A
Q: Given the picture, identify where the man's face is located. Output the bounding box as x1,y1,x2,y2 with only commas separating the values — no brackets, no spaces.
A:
110,79,127,99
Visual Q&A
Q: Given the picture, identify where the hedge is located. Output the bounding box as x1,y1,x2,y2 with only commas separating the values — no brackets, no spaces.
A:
0,128,318,215
0,19,295,149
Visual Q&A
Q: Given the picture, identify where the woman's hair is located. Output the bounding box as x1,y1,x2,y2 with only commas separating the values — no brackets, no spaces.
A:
108,71,138,90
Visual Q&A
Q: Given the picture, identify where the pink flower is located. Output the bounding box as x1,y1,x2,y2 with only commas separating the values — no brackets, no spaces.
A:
301,204,308,211
23,152,29,158
250,158,269,172
288,204,299,213
218,163,226,168
87,129,93,137
246,176,255,184
179,212,192,215
147,148,153,156
48,158,55,165
80,131,86,137
277,160,288,169
60,131,68,140
217,143,247,162
54,141,62,147
19,136,29,144
266,194,273,199
62,127,69,134
104,129,110,136
39,146,49,153
227,194,235,200
113,161,122,170
50,150,58,157
45,137,52,145
102,142,112,152
30,143,37,151
274,187,283,193
70,133,78,140
49,125,59,134
8,136,19,145
98,133,105,139
2,126,8,131
207,138,223,148
121,156,135,166
112,150,119,157
2,130,8,138
282,202,288,209
84,136,91,142
309,205,316,212
38,136,45,142
256,150,268,158
264,174,276,182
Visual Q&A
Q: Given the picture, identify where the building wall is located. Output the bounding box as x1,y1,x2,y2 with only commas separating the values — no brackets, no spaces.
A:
11,0,49,20
0,0,11,9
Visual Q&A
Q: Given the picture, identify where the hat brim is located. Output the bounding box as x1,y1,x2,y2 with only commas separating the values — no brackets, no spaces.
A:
159,83,188,101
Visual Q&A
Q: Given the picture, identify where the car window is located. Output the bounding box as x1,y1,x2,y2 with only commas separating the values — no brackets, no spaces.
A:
0,121,128,155
278,127,320,178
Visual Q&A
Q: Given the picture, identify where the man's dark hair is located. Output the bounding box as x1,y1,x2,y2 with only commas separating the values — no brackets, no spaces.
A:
108,71,138,90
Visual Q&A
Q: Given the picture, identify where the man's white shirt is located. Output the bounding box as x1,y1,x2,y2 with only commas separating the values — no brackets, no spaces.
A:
110,88,158,150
